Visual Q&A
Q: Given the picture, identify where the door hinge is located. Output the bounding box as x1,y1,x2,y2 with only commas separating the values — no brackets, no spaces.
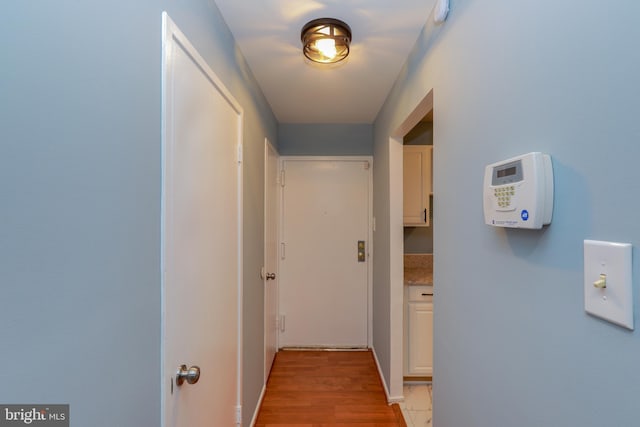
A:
280,169,285,187
279,314,286,332
237,144,243,163
281,242,286,260
235,405,242,425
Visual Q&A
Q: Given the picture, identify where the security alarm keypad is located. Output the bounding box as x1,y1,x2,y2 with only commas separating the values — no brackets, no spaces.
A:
490,159,522,211
483,152,553,229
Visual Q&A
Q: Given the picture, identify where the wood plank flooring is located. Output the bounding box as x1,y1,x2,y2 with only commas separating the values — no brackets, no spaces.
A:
255,350,407,427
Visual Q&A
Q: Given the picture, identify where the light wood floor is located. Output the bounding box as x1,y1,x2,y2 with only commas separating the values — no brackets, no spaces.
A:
254,349,407,427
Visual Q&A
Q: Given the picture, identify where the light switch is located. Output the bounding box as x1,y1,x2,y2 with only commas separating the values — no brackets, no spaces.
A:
584,240,633,330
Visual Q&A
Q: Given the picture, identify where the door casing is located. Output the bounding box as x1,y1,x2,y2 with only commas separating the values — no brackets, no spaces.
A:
264,138,279,379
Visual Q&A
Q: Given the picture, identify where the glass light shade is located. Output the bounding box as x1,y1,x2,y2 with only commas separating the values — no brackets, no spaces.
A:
301,18,351,64
315,38,337,59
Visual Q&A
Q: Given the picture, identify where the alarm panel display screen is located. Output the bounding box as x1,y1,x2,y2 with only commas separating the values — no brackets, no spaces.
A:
492,159,523,185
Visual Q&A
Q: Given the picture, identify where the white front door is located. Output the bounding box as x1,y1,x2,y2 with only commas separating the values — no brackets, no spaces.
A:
279,158,371,348
161,13,243,427
264,139,279,379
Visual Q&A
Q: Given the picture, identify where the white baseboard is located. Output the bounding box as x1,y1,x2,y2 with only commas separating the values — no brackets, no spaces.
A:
371,346,404,404
249,383,266,427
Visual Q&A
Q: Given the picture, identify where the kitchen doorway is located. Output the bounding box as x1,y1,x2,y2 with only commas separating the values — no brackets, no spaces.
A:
387,89,434,399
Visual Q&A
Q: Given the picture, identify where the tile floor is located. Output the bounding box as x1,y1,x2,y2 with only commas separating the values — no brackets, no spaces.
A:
399,383,432,427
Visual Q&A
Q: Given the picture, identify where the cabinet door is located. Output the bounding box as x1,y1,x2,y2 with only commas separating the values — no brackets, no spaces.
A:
403,145,432,226
407,301,433,375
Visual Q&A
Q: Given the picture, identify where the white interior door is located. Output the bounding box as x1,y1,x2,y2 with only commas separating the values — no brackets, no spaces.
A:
161,13,243,427
279,158,371,348
264,139,279,379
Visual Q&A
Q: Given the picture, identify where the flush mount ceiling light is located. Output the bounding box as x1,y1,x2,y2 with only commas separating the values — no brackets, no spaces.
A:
301,18,352,64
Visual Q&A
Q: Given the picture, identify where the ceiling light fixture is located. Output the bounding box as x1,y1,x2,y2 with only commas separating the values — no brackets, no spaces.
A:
301,18,352,64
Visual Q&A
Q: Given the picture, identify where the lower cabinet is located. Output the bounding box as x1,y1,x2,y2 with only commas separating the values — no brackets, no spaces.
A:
404,286,433,376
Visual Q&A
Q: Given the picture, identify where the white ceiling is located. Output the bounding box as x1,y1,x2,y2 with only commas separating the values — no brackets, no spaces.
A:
213,0,437,123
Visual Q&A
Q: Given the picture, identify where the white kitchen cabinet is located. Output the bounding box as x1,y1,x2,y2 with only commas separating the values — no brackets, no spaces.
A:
404,286,433,376
403,145,432,226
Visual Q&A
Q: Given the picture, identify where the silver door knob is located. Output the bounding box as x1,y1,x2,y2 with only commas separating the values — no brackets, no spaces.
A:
176,365,200,386
266,273,276,280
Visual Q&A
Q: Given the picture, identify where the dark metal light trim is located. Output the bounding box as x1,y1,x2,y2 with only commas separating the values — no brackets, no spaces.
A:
301,18,352,64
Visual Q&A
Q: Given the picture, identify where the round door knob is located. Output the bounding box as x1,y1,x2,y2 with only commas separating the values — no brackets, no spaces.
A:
176,364,201,386
266,273,276,280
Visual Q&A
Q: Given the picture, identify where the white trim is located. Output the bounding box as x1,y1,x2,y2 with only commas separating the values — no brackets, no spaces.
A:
371,346,404,404
279,155,374,347
367,159,374,348
160,13,174,426
249,384,267,427
263,138,279,381
388,137,405,399
392,90,433,139
236,116,244,427
387,89,435,402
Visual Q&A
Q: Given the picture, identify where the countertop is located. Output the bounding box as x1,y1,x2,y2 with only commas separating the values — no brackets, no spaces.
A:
404,254,433,286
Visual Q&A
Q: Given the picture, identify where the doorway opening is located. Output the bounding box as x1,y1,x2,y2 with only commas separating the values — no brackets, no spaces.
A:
388,89,434,403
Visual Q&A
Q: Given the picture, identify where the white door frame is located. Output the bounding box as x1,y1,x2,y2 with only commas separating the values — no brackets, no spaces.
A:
160,11,244,426
388,89,433,400
264,138,279,378
279,156,374,347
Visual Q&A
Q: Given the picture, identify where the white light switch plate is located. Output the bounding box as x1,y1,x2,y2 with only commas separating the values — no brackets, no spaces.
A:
584,240,633,330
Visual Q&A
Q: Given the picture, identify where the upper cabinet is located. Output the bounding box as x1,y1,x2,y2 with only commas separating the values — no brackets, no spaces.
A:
403,145,433,226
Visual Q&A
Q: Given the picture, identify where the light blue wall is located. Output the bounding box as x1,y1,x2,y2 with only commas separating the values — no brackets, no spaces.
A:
0,1,276,426
374,0,640,425
279,123,373,155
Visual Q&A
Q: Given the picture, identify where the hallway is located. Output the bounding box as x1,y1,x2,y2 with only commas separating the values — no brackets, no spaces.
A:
255,350,406,426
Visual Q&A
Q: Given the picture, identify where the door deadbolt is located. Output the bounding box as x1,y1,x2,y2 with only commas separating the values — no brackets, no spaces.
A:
357,240,366,262
176,364,201,386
